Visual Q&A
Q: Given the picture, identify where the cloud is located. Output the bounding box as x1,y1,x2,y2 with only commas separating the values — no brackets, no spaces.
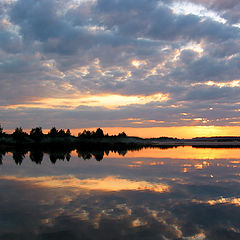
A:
185,0,240,23
0,0,239,129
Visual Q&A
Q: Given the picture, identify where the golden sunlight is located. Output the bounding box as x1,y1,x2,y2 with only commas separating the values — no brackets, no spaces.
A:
181,42,204,54
1,93,169,110
0,176,170,193
192,80,240,88
104,146,240,160
70,126,240,139
131,59,147,68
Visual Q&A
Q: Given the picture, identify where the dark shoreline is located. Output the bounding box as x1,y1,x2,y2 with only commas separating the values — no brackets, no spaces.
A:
1,136,240,165
1,127,240,164
1,135,240,149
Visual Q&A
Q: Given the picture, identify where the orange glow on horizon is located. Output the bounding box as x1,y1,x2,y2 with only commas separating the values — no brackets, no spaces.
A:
4,126,240,139
69,126,240,139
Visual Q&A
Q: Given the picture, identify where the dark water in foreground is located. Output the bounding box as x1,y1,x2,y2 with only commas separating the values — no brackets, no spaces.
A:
0,147,240,240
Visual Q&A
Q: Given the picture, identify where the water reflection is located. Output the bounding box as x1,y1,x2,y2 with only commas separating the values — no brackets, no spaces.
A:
0,147,240,239
0,145,144,165
0,175,169,193
2,146,240,165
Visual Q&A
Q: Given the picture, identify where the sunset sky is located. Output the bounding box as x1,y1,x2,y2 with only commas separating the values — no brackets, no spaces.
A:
0,0,240,138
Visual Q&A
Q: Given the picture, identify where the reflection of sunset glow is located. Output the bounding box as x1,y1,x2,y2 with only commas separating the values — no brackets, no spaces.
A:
194,164,203,169
194,197,240,207
183,233,206,240
207,197,240,206
0,176,169,193
128,161,164,168
132,218,147,227
105,146,240,160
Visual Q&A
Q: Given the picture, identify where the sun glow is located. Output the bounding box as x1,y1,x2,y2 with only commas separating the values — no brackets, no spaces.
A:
69,126,240,139
103,146,240,160
0,93,169,110
131,60,147,68
181,43,204,54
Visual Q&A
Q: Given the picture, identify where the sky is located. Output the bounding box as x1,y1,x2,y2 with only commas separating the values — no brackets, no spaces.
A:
0,0,240,137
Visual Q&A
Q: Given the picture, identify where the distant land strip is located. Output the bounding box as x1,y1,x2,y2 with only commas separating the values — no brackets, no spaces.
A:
1,126,240,149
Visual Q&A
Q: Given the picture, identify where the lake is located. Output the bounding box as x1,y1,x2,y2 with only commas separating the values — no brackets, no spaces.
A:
0,146,240,240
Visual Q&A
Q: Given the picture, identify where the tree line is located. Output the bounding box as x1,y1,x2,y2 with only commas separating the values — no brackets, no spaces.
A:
0,125,127,141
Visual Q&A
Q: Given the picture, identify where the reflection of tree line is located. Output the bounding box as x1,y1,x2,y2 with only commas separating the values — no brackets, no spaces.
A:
0,126,182,164
0,145,145,165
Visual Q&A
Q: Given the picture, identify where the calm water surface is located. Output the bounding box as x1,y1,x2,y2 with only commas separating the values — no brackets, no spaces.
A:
0,147,240,240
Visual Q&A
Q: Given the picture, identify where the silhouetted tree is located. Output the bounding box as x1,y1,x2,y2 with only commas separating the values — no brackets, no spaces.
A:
77,150,92,160
30,127,44,141
0,150,6,165
94,128,104,138
118,149,127,156
13,150,26,165
118,132,127,137
49,154,57,164
0,125,3,137
58,129,66,137
66,129,71,136
49,151,66,164
66,152,71,161
30,150,43,164
92,150,104,161
48,127,58,137
79,130,92,138
12,127,28,140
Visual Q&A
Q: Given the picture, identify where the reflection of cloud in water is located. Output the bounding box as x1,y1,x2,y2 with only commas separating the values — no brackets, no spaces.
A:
0,175,169,193
208,197,240,206
194,197,240,206
0,177,240,240
1,147,240,239
182,232,206,240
